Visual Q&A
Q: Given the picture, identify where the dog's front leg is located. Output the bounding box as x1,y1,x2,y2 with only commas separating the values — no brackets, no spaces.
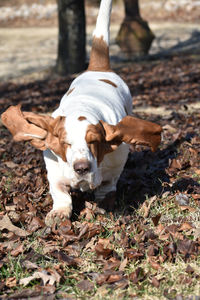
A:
43,150,72,226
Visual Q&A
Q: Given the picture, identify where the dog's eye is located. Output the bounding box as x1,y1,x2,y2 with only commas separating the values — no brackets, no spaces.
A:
66,143,71,147
89,140,97,145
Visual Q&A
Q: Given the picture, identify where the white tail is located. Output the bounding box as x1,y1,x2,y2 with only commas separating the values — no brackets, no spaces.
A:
88,0,112,72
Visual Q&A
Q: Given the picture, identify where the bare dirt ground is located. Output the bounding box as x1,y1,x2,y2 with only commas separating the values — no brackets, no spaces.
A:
1,22,200,82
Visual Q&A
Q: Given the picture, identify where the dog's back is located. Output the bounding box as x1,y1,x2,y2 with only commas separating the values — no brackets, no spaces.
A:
53,0,133,125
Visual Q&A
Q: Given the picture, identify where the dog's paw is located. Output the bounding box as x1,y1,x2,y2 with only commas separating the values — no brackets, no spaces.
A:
45,207,72,227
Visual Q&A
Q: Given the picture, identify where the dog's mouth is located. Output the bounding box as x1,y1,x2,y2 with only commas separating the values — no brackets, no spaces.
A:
77,180,90,192
74,180,97,192
69,169,102,192
70,175,101,192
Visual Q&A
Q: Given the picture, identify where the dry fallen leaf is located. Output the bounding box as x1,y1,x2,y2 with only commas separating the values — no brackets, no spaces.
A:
179,222,194,232
148,257,161,270
6,277,17,288
180,206,196,212
103,257,121,271
129,267,145,284
111,278,128,289
169,158,182,170
163,124,177,133
193,228,200,240
95,241,113,259
0,214,30,237
88,272,109,285
152,214,161,227
27,216,45,232
124,248,144,260
78,223,102,240
194,168,200,175
79,207,95,220
119,257,128,271
140,196,157,218
151,276,160,288
7,285,55,299
10,243,24,257
176,194,189,206
20,269,61,286
107,273,123,284
50,250,82,266
4,161,19,169
77,280,94,291
22,260,39,270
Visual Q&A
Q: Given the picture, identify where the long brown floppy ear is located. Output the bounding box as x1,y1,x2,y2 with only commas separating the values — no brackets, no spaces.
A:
101,116,162,152
1,105,67,161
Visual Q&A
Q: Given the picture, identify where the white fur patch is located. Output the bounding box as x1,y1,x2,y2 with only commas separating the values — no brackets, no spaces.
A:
62,118,102,191
93,0,112,45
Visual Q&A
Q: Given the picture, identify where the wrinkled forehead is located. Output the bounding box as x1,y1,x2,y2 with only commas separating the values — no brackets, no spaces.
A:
65,116,91,145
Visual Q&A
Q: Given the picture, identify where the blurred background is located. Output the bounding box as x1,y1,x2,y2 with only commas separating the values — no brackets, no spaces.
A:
0,0,200,81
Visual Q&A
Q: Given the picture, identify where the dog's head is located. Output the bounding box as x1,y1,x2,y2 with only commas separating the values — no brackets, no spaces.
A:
1,105,162,191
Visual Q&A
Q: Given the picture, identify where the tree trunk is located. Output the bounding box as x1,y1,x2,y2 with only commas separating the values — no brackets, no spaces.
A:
116,0,155,57
124,0,140,19
56,0,86,75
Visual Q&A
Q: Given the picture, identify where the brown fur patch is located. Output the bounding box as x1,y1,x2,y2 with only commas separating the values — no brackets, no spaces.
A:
86,116,162,165
101,116,162,152
67,87,75,96
99,79,117,87
24,113,68,162
85,122,115,164
1,105,68,162
78,116,87,121
88,36,111,72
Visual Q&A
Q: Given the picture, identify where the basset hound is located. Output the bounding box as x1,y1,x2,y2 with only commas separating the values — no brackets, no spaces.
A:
1,0,162,225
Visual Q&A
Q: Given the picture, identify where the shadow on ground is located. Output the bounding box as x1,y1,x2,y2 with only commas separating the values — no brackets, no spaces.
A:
153,29,200,58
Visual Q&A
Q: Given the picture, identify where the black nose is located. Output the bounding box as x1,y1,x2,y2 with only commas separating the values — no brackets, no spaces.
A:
74,160,91,175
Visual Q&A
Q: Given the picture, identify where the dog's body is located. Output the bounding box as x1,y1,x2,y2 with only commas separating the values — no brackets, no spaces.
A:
1,0,162,225
44,70,132,221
